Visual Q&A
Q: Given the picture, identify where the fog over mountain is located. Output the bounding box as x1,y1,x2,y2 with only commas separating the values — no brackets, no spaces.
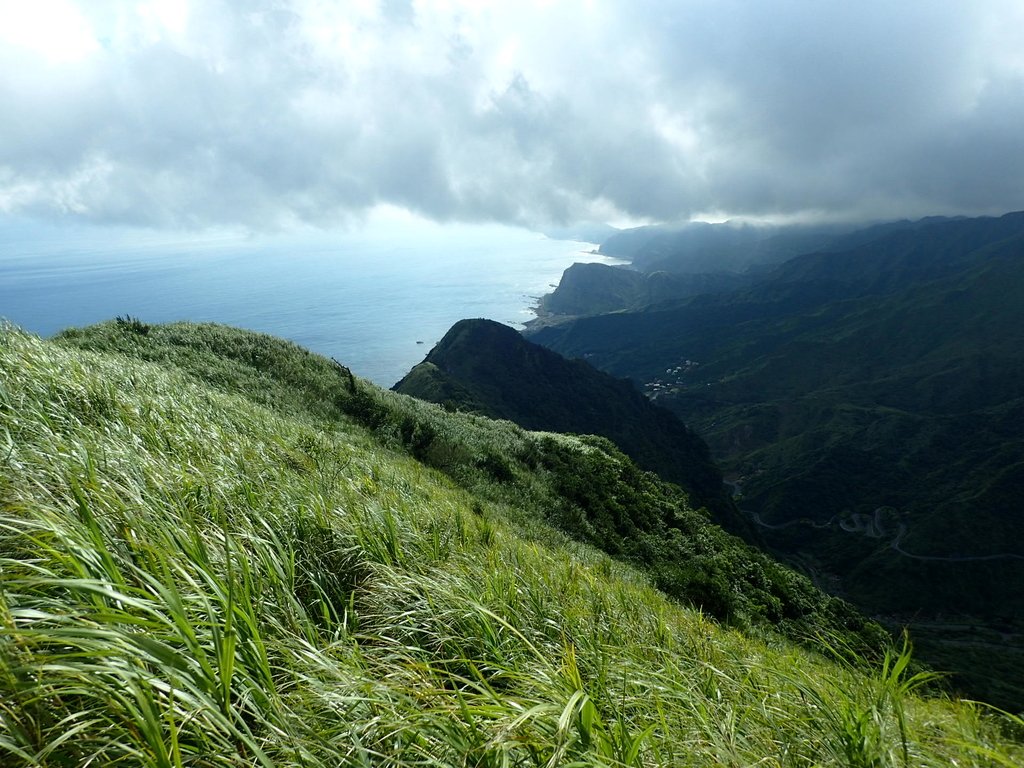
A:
2,0,1023,232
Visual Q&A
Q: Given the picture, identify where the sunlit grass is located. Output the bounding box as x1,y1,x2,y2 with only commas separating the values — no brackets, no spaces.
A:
1,323,1021,766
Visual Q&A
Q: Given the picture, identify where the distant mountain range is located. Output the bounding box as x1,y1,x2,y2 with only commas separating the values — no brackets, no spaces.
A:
528,211,1024,710
401,211,1024,710
597,220,863,273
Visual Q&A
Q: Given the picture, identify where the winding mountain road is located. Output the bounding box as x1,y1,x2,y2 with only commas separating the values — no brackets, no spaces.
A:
889,522,1024,563
745,506,1024,563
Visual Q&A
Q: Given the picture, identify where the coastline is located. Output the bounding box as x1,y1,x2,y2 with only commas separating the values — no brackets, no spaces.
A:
521,249,634,335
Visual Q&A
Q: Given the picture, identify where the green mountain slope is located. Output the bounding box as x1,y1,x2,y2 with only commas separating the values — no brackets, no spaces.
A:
393,318,742,533
58,319,783,622
6,320,1021,765
529,211,1024,709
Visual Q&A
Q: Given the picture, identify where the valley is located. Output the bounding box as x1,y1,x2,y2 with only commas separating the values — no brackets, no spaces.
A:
517,212,1024,709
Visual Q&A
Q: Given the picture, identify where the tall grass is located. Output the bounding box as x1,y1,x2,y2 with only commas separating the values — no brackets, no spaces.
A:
0,323,1020,766
54,320,890,655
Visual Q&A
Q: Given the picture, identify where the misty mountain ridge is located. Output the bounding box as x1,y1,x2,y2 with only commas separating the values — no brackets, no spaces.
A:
594,214,984,279
537,214,996,326
597,219,865,274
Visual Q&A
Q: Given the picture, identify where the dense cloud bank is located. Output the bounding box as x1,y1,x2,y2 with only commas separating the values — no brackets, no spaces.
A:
1,0,1023,230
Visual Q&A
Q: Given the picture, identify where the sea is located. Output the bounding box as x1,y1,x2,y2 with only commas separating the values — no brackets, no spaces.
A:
0,218,620,387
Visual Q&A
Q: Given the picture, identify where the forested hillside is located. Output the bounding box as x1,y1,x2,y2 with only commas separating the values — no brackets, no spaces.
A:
529,212,1024,710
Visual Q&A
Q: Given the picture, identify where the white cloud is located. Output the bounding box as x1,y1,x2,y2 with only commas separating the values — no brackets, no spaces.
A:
0,0,1022,231
0,0,99,62
139,0,191,37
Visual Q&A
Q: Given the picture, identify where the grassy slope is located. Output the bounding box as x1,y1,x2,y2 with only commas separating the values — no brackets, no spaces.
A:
0,321,1021,766
54,321,869,645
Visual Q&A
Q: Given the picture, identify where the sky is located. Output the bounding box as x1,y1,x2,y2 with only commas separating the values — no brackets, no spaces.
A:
2,0,1023,235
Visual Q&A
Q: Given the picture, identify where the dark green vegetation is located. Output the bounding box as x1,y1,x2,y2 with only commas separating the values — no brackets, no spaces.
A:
393,318,742,533
530,211,1024,711
5,321,1022,765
